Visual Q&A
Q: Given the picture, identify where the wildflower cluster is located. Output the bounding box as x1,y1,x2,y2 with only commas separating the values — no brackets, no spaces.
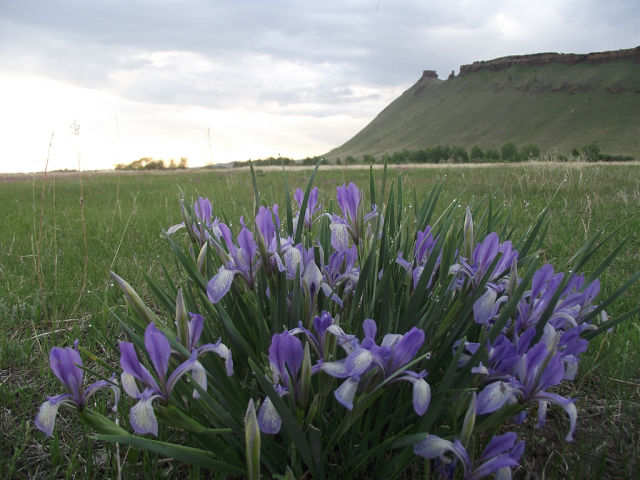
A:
36,173,632,479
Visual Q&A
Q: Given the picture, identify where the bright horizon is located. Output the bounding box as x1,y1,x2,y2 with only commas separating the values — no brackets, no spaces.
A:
1,1,639,173
0,71,397,173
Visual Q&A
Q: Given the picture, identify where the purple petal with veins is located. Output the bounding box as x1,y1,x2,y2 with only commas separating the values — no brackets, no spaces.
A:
207,267,235,303
187,313,204,351
49,346,84,404
119,341,160,393
334,376,360,410
144,323,171,383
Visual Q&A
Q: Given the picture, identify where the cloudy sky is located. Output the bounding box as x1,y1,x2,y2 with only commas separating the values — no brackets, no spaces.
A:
1,1,639,173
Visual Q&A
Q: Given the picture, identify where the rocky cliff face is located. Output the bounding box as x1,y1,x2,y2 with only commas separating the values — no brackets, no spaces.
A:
457,46,640,75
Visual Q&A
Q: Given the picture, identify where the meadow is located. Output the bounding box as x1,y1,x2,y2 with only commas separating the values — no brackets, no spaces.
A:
1,163,639,478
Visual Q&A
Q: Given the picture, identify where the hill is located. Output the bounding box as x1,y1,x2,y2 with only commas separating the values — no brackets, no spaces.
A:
326,47,640,160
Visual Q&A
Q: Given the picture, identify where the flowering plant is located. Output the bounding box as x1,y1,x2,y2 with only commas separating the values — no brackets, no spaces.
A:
36,165,637,478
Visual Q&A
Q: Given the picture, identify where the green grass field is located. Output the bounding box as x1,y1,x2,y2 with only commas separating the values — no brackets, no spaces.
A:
1,164,639,478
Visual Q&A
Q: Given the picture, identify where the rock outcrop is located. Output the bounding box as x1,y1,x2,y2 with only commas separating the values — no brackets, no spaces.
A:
421,70,439,80
458,46,640,76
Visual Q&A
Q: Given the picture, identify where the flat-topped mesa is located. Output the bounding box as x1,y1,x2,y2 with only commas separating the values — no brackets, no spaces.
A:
458,46,640,76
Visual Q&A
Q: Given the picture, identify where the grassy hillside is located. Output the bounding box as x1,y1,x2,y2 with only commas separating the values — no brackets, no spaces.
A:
327,59,640,159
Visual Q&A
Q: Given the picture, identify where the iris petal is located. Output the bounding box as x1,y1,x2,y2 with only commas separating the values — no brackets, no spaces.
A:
121,372,141,398
330,223,351,251
477,381,518,415
207,268,235,303
187,313,204,352
144,323,171,382
129,391,161,436
35,393,71,437
166,351,199,394
49,347,83,403
334,376,360,410
413,434,456,460
119,341,160,393
198,341,234,376
412,378,431,416
191,361,206,398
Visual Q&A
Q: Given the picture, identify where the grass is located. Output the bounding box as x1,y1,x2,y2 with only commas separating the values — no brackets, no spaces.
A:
328,60,640,160
1,163,639,478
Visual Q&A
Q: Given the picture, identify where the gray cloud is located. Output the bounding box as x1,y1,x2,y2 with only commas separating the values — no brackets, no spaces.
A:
1,0,640,113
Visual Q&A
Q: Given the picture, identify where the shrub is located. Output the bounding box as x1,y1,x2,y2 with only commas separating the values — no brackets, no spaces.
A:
451,146,469,163
485,148,501,162
520,144,540,160
470,146,485,161
501,142,520,162
582,143,601,162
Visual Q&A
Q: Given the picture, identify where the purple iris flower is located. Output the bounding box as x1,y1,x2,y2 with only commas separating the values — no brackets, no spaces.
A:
255,205,280,253
475,328,578,441
539,272,600,333
397,225,441,290
301,252,347,310
294,187,321,229
319,245,360,306
279,240,307,280
302,257,323,298
289,310,335,359
514,264,565,332
180,313,234,398
414,431,524,480
330,183,378,249
191,197,221,245
194,197,212,226
320,319,431,416
257,331,305,434
450,233,518,290
35,341,119,437
472,287,508,326
166,197,222,247
207,222,258,303
459,268,588,443
119,323,203,436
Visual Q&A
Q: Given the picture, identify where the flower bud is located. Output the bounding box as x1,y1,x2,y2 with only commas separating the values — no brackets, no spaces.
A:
463,206,474,259
299,342,312,407
175,288,189,348
196,242,208,276
180,198,199,245
461,392,477,447
110,271,158,327
244,399,261,480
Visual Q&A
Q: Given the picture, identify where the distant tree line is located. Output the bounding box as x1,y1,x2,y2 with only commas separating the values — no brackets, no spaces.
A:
231,157,296,168
332,142,634,165
205,143,634,170
568,143,634,163
115,157,188,170
333,143,541,165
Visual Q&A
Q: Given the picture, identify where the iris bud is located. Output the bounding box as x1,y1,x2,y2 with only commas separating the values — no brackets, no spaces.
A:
244,399,261,480
464,206,474,259
196,242,207,276
111,271,159,327
461,392,477,446
175,288,189,349
299,343,312,407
